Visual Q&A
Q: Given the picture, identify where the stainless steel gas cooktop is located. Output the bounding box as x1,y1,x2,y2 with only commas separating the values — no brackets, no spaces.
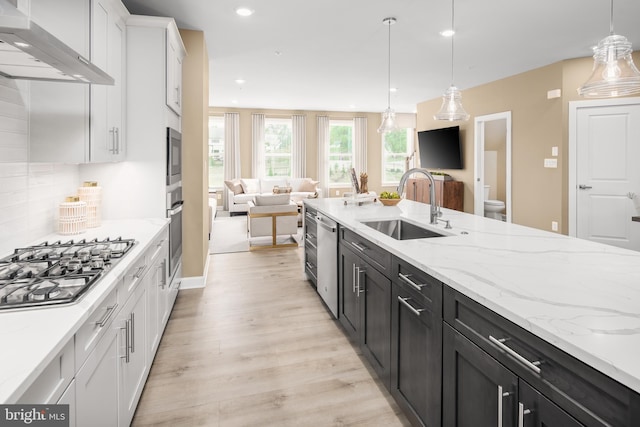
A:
0,237,136,310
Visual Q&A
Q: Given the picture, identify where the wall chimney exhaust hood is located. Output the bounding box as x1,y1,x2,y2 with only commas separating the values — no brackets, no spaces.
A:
0,0,114,84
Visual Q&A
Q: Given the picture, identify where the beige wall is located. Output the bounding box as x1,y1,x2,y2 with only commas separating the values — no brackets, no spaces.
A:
209,107,396,197
416,51,640,234
180,29,209,277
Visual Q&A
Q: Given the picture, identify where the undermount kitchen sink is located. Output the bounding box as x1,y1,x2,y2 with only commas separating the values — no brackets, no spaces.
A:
361,219,446,240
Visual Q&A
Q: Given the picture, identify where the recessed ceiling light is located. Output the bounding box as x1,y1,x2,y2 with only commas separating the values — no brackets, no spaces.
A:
440,29,455,37
349,104,356,109
235,79,246,85
231,100,238,104
390,87,398,93
236,7,254,17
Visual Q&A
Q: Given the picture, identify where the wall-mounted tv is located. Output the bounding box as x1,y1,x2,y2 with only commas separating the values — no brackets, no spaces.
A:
417,126,463,170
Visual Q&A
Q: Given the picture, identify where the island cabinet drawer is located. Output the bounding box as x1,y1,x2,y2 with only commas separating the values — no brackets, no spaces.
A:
392,256,442,308
75,284,119,368
304,217,317,249
340,228,391,276
304,246,318,284
443,285,640,427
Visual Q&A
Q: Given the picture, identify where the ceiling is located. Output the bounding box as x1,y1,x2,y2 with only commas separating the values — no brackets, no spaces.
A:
121,0,640,114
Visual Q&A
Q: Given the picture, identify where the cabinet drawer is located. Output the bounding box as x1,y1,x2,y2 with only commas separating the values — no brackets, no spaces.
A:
305,245,318,284
392,256,442,312
340,228,391,276
75,284,119,368
443,286,640,427
304,217,317,249
18,339,74,404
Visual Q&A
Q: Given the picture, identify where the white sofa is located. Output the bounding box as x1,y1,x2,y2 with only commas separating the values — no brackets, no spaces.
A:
225,177,321,215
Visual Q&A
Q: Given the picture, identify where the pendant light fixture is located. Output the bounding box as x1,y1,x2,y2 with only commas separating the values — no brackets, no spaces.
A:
578,0,640,97
434,0,469,121
378,17,399,134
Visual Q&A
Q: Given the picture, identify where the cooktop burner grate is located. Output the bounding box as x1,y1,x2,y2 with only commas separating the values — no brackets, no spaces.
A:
0,237,136,310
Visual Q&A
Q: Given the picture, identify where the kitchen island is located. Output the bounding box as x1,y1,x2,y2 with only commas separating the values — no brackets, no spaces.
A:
0,218,170,408
305,197,640,426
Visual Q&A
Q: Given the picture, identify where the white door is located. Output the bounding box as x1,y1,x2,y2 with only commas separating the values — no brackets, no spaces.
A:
573,101,640,250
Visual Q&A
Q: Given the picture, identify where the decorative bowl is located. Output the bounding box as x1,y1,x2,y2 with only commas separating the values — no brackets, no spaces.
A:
379,198,402,206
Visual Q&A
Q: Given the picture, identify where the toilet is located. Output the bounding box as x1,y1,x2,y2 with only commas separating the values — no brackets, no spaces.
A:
484,185,505,220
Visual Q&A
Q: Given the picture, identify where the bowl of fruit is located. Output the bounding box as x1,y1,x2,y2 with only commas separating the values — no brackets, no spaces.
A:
379,191,402,206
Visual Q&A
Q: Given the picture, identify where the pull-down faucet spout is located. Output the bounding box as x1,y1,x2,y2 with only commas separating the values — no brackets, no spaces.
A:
397,168,439,225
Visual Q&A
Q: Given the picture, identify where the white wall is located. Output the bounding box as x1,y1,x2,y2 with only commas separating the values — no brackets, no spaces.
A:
0,77,80,255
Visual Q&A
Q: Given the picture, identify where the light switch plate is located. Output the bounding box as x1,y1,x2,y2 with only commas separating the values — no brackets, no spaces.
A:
544,158,558,168
552,146,558,156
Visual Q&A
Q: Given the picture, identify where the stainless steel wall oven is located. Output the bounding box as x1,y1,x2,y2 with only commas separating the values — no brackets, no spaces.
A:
166,128,183,280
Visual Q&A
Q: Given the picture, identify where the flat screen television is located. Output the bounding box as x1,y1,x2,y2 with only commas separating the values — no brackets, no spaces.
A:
417,126,463,170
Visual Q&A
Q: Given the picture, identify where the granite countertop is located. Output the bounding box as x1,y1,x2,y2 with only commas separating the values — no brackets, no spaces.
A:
305,197,640,394
0,218,169,403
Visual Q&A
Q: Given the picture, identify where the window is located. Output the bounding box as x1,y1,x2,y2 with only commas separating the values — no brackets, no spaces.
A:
264,118,292,177
329,120,354,186
382,128,414,184
208,116,224,189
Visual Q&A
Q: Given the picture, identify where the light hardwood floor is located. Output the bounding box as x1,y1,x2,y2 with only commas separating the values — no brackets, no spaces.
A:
132,247,410,426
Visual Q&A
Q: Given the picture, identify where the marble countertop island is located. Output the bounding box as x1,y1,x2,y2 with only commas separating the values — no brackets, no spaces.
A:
305,197,640,395
0,219,169,403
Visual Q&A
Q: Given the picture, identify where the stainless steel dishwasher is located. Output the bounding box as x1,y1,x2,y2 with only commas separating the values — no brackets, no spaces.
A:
316,213,338,317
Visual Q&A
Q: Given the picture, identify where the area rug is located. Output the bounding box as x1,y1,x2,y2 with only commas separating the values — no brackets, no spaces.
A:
209,215,303,254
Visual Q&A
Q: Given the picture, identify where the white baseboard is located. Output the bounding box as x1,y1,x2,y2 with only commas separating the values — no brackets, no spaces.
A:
178,255,210,290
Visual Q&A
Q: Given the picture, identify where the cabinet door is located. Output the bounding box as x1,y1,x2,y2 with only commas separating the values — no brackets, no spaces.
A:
147,261,160,357
518,381,584,427
57,380,76,427
166,31,183,115
359,261,391,388
338,246,360,341
119,280,148,427
443,324,518,427
391,283,442,427
76,329,118,427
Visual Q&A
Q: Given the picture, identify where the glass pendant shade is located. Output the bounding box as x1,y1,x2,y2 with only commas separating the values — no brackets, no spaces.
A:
434,85,470,121
378,107,398,133
578,34,640,97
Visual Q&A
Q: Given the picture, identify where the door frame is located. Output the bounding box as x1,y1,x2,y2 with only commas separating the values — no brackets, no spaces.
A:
473,111,512,222
568,97,640,237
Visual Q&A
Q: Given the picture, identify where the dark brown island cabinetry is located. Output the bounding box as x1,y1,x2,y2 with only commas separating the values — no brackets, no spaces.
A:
338,228,392,388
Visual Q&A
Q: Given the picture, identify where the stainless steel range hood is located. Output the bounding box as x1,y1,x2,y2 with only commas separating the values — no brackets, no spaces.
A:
0,0,114,84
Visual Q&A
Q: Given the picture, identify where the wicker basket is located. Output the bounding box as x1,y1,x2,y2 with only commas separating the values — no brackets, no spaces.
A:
58,197,87,235
379,198,402,206
78,181,102,228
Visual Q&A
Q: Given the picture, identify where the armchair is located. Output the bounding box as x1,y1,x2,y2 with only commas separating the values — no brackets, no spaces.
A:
247,194,299,250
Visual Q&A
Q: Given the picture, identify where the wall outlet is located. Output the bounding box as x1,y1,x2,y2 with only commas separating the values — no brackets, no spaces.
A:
216,193,221,200
544,158,558,168
551,221,558,232
335,190,340,196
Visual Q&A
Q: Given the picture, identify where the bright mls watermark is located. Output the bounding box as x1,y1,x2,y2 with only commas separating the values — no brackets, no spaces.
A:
0,405,69,426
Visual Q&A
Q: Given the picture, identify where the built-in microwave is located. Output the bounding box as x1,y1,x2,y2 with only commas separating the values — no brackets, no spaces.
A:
167,127,182,185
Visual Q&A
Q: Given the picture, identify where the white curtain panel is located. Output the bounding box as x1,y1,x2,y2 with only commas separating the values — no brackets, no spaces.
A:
223,112,240,211
317,116,330,194
354,117,367,173
292,114,306,178
252,113,265,178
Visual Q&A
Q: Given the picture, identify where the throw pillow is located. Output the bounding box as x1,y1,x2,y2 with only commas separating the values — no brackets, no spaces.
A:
273,186,292,194
240,178,260,194
254,194,291,206
260,178,287,193
298,179,319,193
224,179,244,195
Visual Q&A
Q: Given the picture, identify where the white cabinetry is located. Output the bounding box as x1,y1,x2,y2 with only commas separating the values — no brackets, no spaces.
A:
28,0,127,163
166,29,184,116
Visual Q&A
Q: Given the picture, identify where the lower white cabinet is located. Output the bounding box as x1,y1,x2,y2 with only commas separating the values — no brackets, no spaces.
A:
75,328,118,427
57,380,76,427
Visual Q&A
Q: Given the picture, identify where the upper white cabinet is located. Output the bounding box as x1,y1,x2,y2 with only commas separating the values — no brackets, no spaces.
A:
28,0,127,163
166,29,185,116
91,0,127,162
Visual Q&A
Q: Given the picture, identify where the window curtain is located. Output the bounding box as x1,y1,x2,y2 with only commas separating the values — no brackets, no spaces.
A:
354,117,367,173
292,114,306,178
252,113,265,178
317,116,330,195
223,112,240,211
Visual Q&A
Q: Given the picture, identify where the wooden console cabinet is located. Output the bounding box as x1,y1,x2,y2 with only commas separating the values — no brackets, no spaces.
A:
405,178,464,211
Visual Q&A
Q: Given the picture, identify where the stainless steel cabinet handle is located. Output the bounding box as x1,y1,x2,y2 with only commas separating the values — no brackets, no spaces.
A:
120,319,130,363
130,312,135,353
398,272,426,291
497,385,511,427
356,267,364,295
489,335,542,374
305,261,314,269
95,304,118,327
134,265,146,279
108,127,116,154
518,402,532,427
352,263,357,293
355,266,361,296
115,127,120,154
397,296,425,316
578,184,593,190
350,241,367,252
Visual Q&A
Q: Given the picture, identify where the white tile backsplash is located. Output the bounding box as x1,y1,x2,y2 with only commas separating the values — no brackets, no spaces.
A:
0,77,80,255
